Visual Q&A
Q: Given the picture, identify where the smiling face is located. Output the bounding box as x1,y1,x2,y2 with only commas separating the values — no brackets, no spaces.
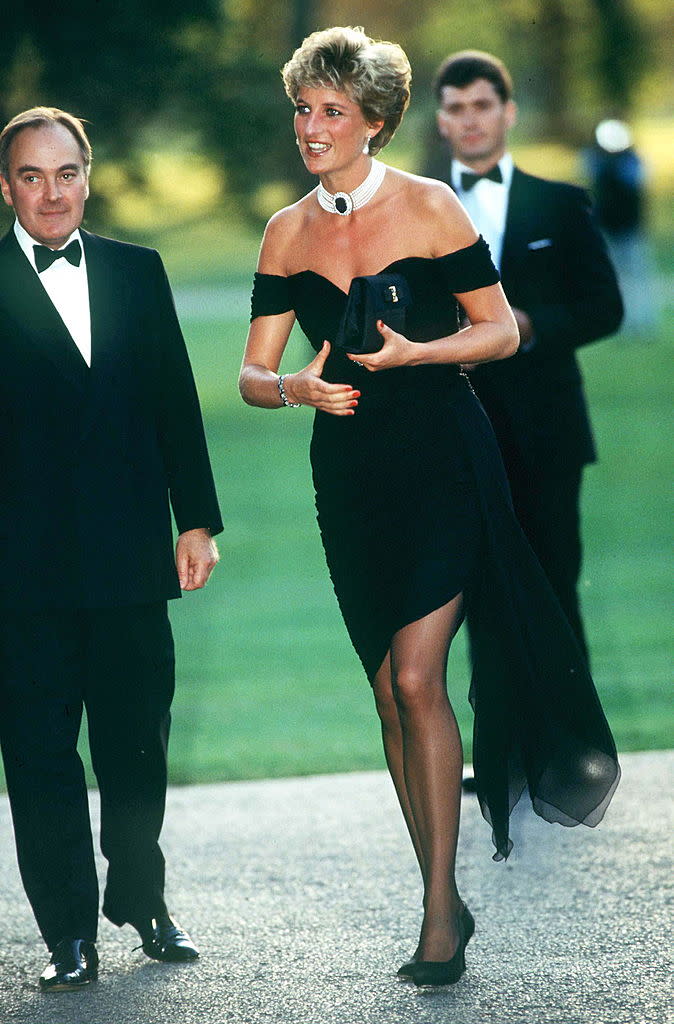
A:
436,78,516,172
0,122,89,248
293,85,383,185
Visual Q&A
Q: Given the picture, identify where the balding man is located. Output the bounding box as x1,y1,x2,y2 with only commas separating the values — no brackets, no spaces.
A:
0,107,222,990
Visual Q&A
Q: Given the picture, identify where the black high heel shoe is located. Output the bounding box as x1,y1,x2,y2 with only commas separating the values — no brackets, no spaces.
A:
396,902,474,982
409,913,467,991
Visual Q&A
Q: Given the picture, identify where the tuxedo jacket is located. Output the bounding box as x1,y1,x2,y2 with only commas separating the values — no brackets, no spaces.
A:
0,228,223,610
453,166,624,474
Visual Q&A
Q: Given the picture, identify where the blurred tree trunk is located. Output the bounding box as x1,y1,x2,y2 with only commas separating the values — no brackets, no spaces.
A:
534,0,573,140
588,0,646,113
291,0,315,48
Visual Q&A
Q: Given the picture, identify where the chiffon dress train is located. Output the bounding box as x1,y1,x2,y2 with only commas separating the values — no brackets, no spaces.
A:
250,237,619,858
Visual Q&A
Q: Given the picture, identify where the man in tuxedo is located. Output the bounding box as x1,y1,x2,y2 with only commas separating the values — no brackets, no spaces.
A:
431,52,623,661
0,108,223,990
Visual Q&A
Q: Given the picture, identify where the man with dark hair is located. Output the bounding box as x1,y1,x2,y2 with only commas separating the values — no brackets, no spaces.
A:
0,107,223,990
430,51,623,661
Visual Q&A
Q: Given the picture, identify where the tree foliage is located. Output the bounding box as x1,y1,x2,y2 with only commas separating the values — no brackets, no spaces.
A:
0,0,664,229
0,0,226,222
0,1,224,154
588,0,647,112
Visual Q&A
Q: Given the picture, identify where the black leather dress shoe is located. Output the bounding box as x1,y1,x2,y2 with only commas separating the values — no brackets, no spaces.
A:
39,938,98,991
137,912,199,962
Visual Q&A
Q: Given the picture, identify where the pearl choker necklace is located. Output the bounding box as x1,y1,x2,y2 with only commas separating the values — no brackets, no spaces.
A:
316,159,386,216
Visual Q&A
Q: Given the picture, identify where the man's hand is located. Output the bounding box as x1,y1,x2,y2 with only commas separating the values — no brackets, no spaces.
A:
175,528,219,591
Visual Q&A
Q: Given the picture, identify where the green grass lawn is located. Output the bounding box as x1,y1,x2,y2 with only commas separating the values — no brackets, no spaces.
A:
0,279,671,792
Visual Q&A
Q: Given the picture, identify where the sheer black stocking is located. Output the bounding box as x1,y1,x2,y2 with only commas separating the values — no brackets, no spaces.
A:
372,593,466,961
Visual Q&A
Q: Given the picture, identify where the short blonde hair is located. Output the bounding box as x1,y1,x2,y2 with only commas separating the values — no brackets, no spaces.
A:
282,26,411,155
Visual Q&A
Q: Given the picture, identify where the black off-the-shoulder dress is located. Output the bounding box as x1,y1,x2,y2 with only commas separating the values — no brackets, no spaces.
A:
250,237,619,859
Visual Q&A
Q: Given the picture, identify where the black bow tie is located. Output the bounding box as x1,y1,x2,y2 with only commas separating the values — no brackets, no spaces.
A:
460,165,503,191
33,239,82,273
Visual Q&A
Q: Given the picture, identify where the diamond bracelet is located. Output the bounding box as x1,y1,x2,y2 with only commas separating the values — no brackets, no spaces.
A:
277,374,300,408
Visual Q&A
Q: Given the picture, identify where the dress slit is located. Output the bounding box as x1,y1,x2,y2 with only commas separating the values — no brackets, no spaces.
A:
451,391,620,858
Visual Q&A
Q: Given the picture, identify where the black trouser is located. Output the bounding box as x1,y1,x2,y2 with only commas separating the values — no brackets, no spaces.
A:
506,464,589,663
0,603,175,950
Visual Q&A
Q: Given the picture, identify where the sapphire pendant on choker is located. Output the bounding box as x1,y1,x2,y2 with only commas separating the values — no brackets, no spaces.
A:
316,160,386,216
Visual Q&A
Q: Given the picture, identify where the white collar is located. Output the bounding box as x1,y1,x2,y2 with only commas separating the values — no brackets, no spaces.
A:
452,153,514,193
14,219,83,272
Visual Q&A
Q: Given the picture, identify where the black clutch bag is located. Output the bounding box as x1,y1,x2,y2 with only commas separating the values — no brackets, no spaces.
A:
334,272,412,354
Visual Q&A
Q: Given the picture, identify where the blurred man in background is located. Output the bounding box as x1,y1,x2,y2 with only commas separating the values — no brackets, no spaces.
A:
429,51,623,663
0,107,222,991
585,118,659,334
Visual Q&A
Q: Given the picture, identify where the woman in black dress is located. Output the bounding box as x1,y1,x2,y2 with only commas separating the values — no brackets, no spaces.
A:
239,26,619,989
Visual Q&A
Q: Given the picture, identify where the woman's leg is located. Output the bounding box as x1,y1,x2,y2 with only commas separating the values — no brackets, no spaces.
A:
373,594,465,961
372,652,427,882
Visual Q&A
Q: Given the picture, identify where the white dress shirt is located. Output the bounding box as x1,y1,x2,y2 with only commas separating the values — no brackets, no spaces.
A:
14,219,91,366
452,153,513,272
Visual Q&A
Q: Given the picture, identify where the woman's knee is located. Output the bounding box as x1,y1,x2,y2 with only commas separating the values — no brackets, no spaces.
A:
391,666,446,715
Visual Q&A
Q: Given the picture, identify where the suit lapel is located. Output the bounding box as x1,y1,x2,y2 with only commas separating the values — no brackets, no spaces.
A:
79,230,148,447
0,230,89,391
77,230,127,442
500,168,534,288
81,230,124,371
448,159,457,194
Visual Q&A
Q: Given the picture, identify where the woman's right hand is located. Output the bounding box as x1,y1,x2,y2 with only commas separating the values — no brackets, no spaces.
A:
283,341,360,415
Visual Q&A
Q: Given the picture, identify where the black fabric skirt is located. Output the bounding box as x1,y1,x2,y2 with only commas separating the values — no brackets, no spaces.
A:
310,372,619,860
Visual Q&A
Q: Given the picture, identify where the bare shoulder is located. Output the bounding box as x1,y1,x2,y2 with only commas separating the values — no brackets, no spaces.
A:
385,167,455,210
258,192,316,275
384,167,477,256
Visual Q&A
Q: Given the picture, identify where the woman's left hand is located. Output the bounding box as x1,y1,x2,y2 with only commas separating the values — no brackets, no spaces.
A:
345,320,416,372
